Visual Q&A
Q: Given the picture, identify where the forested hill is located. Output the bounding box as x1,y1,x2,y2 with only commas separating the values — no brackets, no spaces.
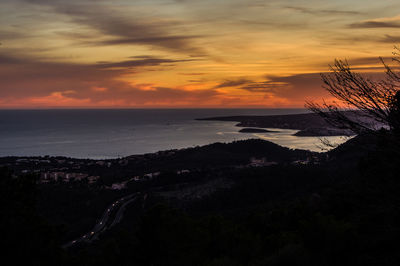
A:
3,133,400,265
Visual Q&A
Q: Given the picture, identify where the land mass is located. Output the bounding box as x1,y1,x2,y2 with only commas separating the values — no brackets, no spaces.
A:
239,128,275,133
4,133,399,266
197,112,354,136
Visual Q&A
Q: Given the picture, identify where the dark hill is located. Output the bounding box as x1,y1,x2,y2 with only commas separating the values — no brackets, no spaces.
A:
127,139,313,170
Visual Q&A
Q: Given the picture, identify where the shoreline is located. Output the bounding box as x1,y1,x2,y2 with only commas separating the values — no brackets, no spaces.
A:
197,113,353,137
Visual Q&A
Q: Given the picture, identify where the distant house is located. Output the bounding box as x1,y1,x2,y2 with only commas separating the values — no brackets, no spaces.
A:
111,183,126,190
249,157,277,167
144,172,161,179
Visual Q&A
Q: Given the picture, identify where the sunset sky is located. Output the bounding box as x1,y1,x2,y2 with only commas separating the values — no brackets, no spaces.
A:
1,0,400,108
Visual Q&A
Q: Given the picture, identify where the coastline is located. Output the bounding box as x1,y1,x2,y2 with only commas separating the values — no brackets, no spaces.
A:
0,109,352,159
197,112,353,137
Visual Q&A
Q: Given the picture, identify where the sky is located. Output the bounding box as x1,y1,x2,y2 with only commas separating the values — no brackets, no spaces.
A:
1,0,400,108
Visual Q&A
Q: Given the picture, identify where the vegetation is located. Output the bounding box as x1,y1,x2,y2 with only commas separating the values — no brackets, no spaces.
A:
306,48,400,135
2,129,400,265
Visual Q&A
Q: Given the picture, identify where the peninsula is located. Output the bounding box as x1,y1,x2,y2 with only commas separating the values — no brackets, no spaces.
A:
239,128,275,133
198,112,353,136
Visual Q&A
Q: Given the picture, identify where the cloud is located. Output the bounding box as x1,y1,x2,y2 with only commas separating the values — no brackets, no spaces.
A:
211,74,328,103
262,73,325,99
380,34,400,43
22,1,205,54
0,54,25,64
242,71,390,103
0,30,29,41
346,56,393,66
214,78,252,88
95,36,204,54
284,6,361,16
178,73,206,76
218,73,327,101
235,19,308,30
324,33,400,45
239,81,287,93
0,53,220,107
349,21,400,28
205,73,334,107
349,15,400,28
96,56,195,69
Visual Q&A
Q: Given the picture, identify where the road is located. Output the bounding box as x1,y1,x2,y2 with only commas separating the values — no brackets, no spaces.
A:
62,192,140,249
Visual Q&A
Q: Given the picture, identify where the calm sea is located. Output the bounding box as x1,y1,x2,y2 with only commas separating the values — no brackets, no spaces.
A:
0,109,347,159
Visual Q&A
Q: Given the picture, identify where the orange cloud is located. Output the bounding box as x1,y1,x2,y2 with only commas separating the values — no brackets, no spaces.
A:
91,87,108,92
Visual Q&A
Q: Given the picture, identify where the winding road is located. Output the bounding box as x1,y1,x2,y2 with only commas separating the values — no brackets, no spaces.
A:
62,192,140,249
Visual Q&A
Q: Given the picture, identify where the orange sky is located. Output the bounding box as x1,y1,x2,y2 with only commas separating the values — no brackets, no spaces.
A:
1,0,400,108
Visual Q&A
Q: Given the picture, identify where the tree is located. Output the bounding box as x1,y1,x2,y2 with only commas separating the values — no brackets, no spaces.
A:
306,47,400,136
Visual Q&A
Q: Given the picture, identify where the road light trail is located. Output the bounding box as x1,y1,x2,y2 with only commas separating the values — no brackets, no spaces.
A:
109,196,138,228
62,192,139,249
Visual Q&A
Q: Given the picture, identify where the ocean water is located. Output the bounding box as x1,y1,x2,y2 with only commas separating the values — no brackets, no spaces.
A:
0,109,349,159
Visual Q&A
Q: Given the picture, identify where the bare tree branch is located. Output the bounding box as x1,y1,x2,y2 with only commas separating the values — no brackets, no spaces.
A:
306,50,400,137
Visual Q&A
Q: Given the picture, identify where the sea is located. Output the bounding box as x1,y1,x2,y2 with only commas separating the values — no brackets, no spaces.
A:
0,109,349,159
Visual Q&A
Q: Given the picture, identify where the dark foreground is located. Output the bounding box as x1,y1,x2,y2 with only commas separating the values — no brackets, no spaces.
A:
1,133,400,266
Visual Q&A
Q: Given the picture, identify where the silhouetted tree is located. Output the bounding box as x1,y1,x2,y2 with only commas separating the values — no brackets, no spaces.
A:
306,47,400,135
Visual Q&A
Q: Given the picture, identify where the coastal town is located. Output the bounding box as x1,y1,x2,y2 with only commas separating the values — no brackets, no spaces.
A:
0,141,324,191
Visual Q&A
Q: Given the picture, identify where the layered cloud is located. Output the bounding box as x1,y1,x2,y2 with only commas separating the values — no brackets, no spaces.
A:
0,53,220,107
214,73,327,102
284,6,362,16
19,0,206,55
0,0,399,108
349,15,400,28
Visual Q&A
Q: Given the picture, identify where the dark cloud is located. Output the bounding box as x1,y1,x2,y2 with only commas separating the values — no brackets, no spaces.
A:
224,73,327,100
380,34,400,43
237,19,308,30
212,74,326,100
263,73,324,98
239,81,287,93
251,72,390,101
96,57,194,69
214,78,290,93
348,21,400,28
0,54,25,64
214,78,252,89
285,6,361,16
0,30,29,41
54,31,99,40
96,36,204,53
130,55,157,59
23,1,205,54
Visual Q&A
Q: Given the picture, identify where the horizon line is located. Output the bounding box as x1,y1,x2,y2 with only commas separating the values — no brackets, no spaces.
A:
0,107,309,110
